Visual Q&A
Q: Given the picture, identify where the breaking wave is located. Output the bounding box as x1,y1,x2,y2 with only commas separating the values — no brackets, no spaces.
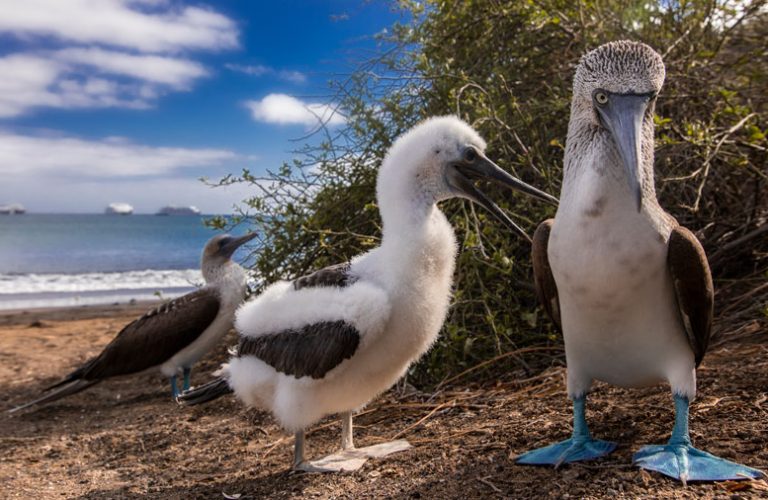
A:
0,269,203,310
0,269,203,295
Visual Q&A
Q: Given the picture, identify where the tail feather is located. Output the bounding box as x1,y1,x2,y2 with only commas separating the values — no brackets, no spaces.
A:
176,377,233,406
8,379,99,414
42,368,85,392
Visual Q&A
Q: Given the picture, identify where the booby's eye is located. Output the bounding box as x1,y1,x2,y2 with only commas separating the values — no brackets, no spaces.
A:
463,147,478,163
594,91,609,106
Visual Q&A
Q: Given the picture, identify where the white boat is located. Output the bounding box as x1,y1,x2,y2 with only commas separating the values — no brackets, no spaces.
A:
105,202,134,215
0,203,26,214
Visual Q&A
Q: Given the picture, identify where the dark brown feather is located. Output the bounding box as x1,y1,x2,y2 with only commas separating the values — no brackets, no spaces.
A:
667,226,713,367
62,289,221,382
238,321,360,379
293,263,355,290
532,219,562,332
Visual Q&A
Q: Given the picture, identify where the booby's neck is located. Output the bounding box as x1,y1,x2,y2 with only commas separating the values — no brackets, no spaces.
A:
561,107,658,211
375,195,457,287
202,260,246,287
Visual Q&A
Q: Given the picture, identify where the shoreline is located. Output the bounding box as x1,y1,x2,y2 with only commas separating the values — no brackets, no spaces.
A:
0,286,195,312
0,299,163,327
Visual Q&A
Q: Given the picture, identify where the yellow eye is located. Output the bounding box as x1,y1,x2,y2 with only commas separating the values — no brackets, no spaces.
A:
595,91,609,105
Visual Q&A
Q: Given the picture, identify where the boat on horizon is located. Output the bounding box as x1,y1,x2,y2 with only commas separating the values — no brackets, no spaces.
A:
0,203,26,215
156,205,201,216
105,202,134,215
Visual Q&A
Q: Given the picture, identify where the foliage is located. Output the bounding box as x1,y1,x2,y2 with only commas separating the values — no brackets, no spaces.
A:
210,0,768,386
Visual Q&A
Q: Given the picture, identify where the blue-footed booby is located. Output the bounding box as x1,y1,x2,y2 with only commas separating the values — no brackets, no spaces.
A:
179,116,558,472
9,233,255,413
515,40,765,483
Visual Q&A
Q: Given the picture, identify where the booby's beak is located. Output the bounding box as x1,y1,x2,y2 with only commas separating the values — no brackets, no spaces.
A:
446,152,558,242
595,93,652,212
220,232,258,258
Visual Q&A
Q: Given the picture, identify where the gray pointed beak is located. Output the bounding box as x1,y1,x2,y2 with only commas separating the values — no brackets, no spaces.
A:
596,93,652,211
446,154,558,242
220,232,257,258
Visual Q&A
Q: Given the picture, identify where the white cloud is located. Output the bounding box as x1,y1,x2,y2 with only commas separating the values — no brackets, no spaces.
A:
226,63,307,84
0,54,62,117
0,54,156,117
0,0,238,53
277,70,307,84
244,93,345,127
0,1,237,117
0,48,211,117
0,131,238,178
54,47,207,88
225,63,271,76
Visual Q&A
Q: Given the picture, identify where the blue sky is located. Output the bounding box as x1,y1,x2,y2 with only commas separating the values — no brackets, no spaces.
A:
0,0,405,213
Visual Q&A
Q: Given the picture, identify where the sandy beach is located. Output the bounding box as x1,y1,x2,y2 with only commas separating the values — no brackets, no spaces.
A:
1,303,766,498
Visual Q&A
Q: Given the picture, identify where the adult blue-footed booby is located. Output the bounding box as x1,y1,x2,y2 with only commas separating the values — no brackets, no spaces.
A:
179,116,558,472
9,233,255,413
515,41,764,483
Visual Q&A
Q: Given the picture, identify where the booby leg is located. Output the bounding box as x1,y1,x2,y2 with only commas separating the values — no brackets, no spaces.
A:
633,395,765,483
516,396,617,466
169,375,179,398
293,431,307,470
341,410,354,450
294,412,411,473
182,367,192,391
293,419,368,473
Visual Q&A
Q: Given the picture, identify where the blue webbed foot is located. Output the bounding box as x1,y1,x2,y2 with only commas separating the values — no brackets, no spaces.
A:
516,395,616,467
636,395,766,483
634,443,765,483
517,436,617,466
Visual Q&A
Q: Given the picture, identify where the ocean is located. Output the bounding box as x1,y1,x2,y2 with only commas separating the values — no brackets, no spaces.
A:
0,214,253,310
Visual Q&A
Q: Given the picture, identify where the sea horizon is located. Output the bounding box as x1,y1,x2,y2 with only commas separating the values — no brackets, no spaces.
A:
0,214,254,311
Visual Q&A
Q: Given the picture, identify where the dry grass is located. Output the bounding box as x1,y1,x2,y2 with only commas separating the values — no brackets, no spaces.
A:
0,296,766,499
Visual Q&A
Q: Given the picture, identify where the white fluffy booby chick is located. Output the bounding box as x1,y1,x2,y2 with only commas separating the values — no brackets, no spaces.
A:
516,40,764,484
9,233,256,413
179,116,557,472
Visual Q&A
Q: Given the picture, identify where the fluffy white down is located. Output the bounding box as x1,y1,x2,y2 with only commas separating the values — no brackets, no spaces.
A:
234,280,390,347
229,279,395,431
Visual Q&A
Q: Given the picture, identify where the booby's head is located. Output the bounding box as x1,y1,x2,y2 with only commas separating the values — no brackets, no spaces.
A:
377,116,557,240
573,40,665,210
201,233,257,280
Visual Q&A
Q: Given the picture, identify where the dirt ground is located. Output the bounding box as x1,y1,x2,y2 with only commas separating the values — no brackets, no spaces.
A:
1,303,766,499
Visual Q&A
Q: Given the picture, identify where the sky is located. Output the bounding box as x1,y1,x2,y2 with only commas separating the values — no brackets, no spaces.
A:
0,0,405,214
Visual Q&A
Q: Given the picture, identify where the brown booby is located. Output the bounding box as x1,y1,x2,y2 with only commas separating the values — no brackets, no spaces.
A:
9,233,256,412
515,40,764,484
179,115,558,472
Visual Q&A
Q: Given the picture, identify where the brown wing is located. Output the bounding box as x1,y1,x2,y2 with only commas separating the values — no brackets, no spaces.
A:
532,219,561,332
667,226,713,367
69,289,221,381
238,320,360,379
293,263,355,290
